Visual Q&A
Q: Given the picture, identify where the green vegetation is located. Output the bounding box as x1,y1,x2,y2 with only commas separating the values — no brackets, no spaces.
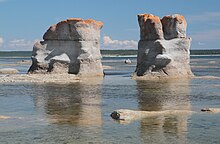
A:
101,49,220,56
190,49,220,55
101,50,137,55
0,51,32,57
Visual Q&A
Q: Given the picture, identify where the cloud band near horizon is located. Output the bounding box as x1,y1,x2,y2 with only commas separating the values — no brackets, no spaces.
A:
102,36,138,50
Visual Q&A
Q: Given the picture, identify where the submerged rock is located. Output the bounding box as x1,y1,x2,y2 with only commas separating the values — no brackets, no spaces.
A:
201,108,220,113
134,14,193,79
111,109,192,122
111,108,220,123
0,115,10,120
28,18,104,77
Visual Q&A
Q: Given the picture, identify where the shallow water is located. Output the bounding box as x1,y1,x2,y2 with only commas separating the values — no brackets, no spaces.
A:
0,56,220,144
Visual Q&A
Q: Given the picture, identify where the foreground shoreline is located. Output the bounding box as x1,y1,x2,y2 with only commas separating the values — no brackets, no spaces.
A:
1,73,220,84
0,74,81,84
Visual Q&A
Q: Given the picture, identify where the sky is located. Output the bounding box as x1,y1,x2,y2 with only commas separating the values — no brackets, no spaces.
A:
0,0,220,51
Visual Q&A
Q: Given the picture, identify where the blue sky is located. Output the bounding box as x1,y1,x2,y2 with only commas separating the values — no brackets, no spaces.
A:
0,0,220,51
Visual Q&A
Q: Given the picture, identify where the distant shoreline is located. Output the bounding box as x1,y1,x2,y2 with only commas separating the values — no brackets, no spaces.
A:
0,49,220,57
101,49,220,56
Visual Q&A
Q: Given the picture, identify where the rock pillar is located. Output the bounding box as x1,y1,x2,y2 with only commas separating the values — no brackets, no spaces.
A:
28,18,104,77
135,14,193,79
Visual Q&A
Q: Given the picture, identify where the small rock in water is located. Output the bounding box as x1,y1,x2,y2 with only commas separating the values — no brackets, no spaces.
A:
111,111,122,120
201,108,220,113
201,108,211,112
0,115,10,120
125,59,132,64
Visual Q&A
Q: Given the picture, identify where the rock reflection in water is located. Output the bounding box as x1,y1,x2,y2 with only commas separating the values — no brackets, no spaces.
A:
33,79,103,126
136,79,191,143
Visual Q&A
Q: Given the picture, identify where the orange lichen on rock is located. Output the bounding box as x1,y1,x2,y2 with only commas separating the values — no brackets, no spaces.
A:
138,13,188,40
43,18,103,41
56,18,82,27
84,19,103,29
49,24,57,31
138,14,164,40
48,18,103,31
138,14,161,23
174,15,187,27
161,14,187,39
162,14,187,27
67,18,83,21
66,18,103,29
70,19,104,29
161,16,170,23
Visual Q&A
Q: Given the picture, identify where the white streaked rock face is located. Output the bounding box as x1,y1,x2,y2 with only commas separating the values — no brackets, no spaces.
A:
28,18,104,77
134,14,193,79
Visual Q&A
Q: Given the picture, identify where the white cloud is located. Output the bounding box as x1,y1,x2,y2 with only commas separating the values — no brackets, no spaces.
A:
103,36,138,50
0,37,4,46
9,39,32,48
0,38,40,51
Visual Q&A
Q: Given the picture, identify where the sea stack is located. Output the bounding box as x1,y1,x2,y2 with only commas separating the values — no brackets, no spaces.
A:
28,18,104,77
134,14,193,79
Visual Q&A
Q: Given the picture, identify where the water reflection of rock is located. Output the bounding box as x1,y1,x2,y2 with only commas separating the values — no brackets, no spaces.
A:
136,79,191,143
33,79,102,126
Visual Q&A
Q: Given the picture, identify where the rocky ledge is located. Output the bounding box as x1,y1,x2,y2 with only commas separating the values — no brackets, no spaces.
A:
28,18,104,77
134,14,193,79
111,108,220,123
0,68,19,74
0,74,80,84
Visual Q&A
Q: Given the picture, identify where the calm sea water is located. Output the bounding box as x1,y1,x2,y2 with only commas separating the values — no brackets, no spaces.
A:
0,55,220,144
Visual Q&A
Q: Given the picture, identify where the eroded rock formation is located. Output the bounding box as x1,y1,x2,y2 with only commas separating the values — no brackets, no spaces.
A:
134,14,193,79
28,18,104,76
